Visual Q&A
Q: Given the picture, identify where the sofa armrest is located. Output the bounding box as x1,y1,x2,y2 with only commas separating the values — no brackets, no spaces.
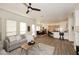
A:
3,37,10,51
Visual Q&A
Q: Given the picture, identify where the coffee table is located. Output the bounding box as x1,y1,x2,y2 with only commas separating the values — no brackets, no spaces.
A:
21,43,32,54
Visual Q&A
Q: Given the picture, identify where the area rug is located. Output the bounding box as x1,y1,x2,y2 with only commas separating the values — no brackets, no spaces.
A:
28,43,55,55
4,43,55,55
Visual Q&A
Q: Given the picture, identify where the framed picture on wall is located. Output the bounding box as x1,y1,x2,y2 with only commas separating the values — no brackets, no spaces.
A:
27,26,30,32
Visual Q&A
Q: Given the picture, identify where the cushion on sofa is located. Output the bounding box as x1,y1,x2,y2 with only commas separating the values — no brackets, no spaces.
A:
9,40,18,46
16,35,21,41
8,35,16,42
19,38,27,44
21,35,26,39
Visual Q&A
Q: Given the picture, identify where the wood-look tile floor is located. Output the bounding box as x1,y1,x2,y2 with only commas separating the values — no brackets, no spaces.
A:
35,34,76,55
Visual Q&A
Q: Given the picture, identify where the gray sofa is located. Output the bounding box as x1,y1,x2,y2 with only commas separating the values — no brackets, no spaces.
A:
3,35,27,52
0,41,8,55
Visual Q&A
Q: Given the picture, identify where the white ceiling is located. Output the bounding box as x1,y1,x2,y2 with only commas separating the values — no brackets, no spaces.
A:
29,3,78,23
0,3,78,23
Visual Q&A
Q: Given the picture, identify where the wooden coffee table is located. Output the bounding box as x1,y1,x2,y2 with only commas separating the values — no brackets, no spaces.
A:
21,43,32,54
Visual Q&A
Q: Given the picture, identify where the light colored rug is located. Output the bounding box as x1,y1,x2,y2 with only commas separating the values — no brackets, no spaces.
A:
0,50,8,55
28,43,55,55
0,43,55,55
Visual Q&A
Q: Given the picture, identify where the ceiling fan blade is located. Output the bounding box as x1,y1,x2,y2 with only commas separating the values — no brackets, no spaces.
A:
31,7,41,11
26,10,29,14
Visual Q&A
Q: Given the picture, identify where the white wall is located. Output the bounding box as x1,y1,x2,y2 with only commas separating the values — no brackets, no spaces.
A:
68,15,75,42
74,10,79,50
32,24,37,37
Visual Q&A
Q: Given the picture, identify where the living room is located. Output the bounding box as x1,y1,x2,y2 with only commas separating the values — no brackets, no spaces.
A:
0,3,79,55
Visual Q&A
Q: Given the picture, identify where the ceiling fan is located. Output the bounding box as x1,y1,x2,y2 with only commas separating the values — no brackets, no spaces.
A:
23,3,41,14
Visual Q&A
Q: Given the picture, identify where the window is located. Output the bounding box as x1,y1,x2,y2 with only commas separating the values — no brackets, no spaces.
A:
20,22,26,34
6,20,17,36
